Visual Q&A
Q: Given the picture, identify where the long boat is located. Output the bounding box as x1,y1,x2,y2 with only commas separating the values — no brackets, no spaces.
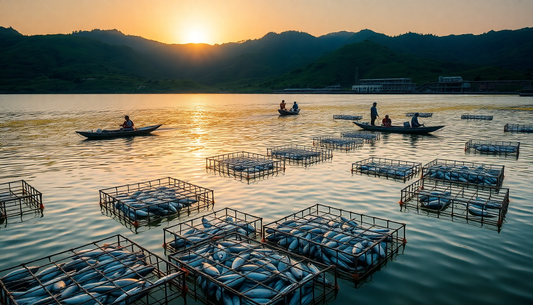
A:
353,122,444,134
278,109,300,116
76,124,162,139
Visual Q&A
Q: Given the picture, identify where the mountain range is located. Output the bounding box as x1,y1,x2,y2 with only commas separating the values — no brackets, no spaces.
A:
0,26,531,93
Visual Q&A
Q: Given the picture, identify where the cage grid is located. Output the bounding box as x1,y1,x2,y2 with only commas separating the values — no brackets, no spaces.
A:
504,123,533,133
465,140,520,156
333,115,362,120
0,180,43,222
461,114,493,120
263,204,406,281
0,234,186,305
163,207,262,254
99,177,215,227
400,179,510,229
422,159,504,188
313,137,364,151
169,233,337,305
266,145,333,165
352,157,421,182
341,131,380,143
206,152,285,180
405,113,433,117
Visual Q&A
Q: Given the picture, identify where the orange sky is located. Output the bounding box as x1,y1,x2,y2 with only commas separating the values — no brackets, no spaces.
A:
1,0,532,45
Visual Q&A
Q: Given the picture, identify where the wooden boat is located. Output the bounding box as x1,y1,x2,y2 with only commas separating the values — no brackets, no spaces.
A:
278,109,300,116
76,124,162,139
353,122,444,134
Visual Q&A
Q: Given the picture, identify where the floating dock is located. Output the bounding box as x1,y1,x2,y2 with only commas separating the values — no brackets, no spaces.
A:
313,137,364,151
465,140,520,156
406,113,433,117
0,180,43,222
461,114,493,120
206,152,285,181
263,204,406,281
99,177,215,227
341,131,380,143
267,145,333,165
352,157,421,182
422,159,505,188
504,123,533,133
333,115,362,120
0,234,186,305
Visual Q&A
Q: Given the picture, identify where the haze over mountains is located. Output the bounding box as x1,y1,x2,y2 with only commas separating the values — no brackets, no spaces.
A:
0,26,531,93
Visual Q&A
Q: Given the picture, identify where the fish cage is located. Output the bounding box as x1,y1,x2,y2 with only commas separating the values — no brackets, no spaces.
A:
352,157,422,182
312,137,364,151
504,123,533,133
206,152,285,181
461,114,493,120
263,204,406,281
405,113,433,117
400,179,510,230
99,177,215,228
163,207,262,254
169,233,337,305
421,159,505,188
333,115,362,120
0,180,43,222
465,140,520,156
266,145,333,165
0,234,186,305
341,131,380,143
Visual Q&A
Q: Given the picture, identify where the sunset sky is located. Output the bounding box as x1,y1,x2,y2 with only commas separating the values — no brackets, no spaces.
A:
1,0,532,45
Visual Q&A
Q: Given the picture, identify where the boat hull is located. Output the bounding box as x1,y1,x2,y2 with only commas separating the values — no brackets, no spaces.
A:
76,124,162,139
278,109,300,116
353,122,444,134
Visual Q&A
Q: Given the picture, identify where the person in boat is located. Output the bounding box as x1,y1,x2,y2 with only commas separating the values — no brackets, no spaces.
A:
290,101,299,112
382,114,392,127
120,115,135,131
280,100,286,110
370,102,379,126
411,113,424,128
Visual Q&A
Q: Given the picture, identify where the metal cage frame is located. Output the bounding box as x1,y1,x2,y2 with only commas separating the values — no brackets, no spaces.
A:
352,157,422,182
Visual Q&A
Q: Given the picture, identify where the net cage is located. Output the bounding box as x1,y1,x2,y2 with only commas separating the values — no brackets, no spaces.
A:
421,159,505,188
99,177,215,228
400,179,510,230
341,131,380,143
0,234,186,305
312,137,364,151
504,124,533,133
263,204,406,281
405,113,433,117
206,152,285,180
461,114,493,120
465,140,520,156
352,157,422,182
163,208,263,254
333,115,362,120
169,233,338,305
266,145,333,165
0,180,43,222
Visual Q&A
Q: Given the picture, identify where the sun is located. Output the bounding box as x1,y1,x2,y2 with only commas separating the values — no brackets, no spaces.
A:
184,27,209,44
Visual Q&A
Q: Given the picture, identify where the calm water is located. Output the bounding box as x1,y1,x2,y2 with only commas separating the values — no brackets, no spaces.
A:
1,94,532,305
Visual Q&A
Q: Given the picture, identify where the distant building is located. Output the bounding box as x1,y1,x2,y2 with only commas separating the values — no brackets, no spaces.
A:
352,78,416,93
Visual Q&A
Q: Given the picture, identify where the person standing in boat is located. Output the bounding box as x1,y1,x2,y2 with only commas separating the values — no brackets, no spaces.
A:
411,113,424,128
291,101,299,112
382,114,392,127
120,115,135,130
280,100,286,110
370,102,379,126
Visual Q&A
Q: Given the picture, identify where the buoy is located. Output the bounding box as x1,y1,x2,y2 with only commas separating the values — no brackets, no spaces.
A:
162,243,166,248
133,221,140,227
40,203,45,210
403,238,408,244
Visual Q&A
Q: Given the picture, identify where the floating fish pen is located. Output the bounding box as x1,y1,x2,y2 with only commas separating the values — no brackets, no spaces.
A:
504,123,533,133
312,137,364,151
267,145,333,165
465,140,520,156
405,113,433,117
0,180,43,222
333,115,362,120
263,204,406,281
163,208,262,254
400,179,510,229
422,159,505,188
99,177,215,227
0,234,186,305
341,131,380,143
170,233,337,305
351,157,421,182
206,152,285,180
461,114,493,120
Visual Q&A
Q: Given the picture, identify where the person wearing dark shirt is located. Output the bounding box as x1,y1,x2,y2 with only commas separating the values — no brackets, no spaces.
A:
291,101,299,111
382,115,392,127
411,113,424,128
370,102,379,126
